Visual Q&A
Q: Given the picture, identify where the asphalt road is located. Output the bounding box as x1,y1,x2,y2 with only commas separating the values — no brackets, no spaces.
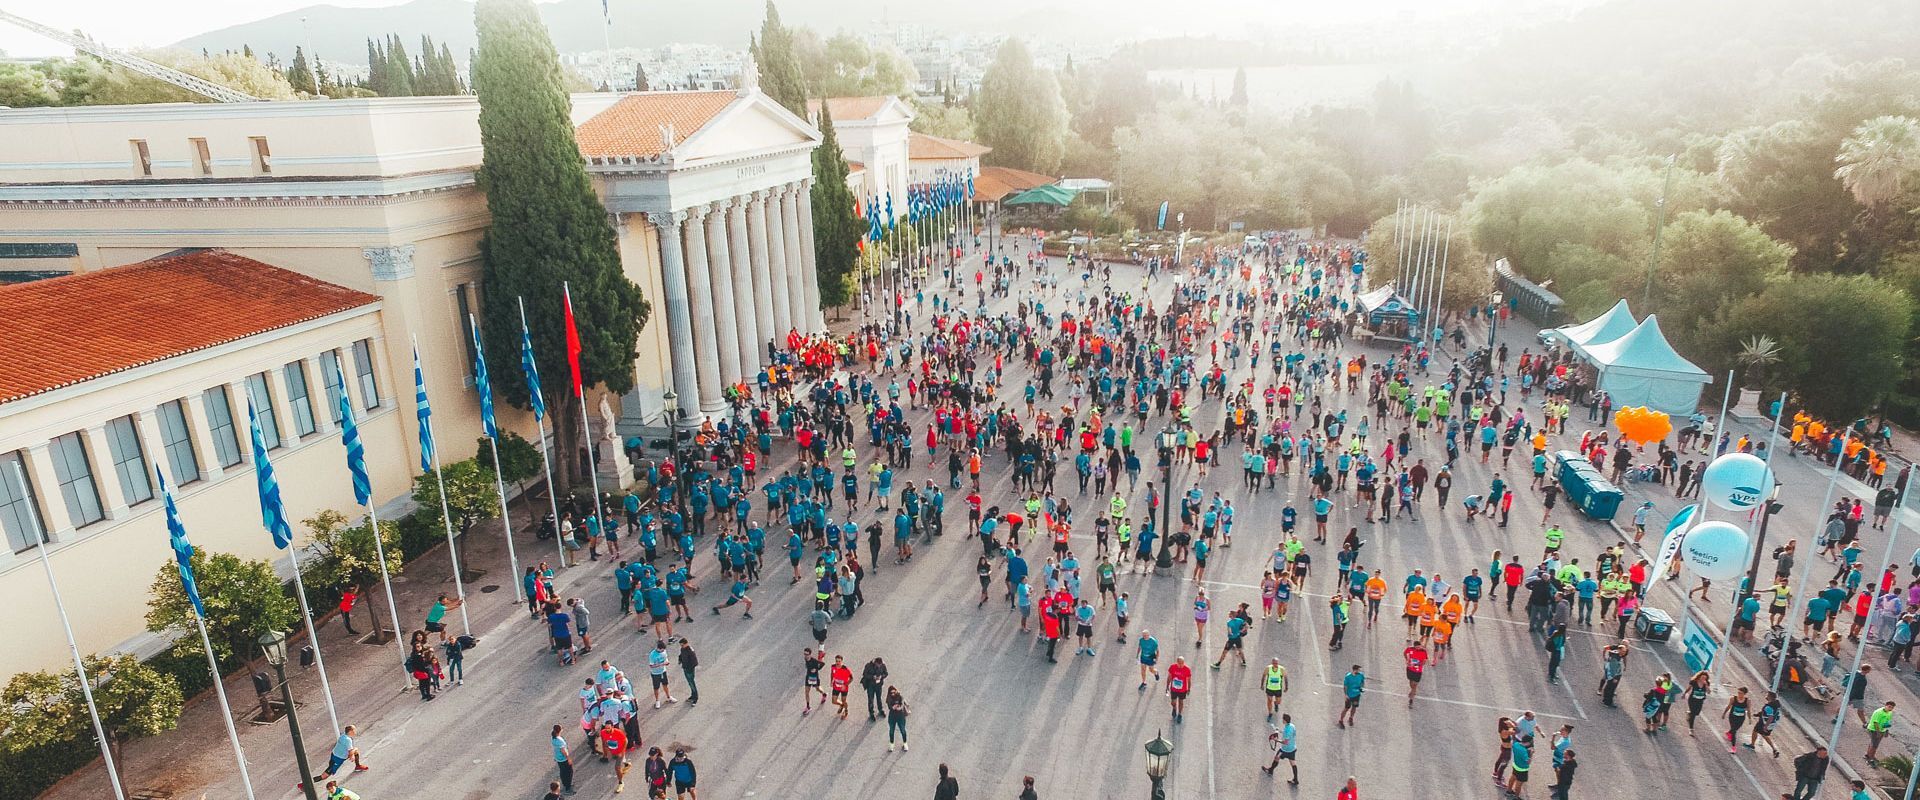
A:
71,242,1863,800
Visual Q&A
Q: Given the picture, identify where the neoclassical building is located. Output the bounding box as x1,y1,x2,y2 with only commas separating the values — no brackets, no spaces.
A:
0,86,822,677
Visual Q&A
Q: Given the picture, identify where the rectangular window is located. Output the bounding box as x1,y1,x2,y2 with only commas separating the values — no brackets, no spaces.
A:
130,139,152,176
244,373,281,449
157,400,200,484
455,283,477,381
250,136,272,173
0,451,47,552
284,361,317,437
104,416,154,507
203,386,242,467
352,339,380,409
320,349,345,424
190,138,212,176
49,432,103,527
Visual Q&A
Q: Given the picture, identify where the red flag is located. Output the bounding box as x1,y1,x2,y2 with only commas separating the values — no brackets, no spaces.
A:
563,287,584,396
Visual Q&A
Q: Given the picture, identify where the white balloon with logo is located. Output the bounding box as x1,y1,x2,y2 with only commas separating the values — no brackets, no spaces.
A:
1700,453,1775,512
1682,520,1750,581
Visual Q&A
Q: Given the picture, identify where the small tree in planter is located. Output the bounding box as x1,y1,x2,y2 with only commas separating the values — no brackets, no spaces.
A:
0,654,181,793
1736,334,1783,415
301,509,405,643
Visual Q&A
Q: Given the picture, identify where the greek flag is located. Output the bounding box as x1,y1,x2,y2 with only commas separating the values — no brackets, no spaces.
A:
336,364,371,507
520,316,546,422
413,346,434,472
158,467,204,616
470,318,498,440
248,400,293,550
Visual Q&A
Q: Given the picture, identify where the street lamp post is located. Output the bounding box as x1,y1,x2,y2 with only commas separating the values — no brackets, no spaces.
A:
260,631,319,800
1486,290,1504,373
662,388,691,524
1155,429,1177,574
1143,731,1173,800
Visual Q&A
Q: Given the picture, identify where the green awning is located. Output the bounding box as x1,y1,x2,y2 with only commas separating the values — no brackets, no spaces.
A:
1003,184,1077,207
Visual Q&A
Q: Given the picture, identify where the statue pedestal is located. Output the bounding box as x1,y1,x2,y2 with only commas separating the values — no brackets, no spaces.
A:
596,438,634,490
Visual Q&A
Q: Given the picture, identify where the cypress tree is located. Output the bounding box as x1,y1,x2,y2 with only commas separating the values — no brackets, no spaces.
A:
634,63,649,91
387,35,415,96
440,42,466,94
755,1,807,116
809,104,859,313
366,38,385,94
471,0,648,490
288,47,316,95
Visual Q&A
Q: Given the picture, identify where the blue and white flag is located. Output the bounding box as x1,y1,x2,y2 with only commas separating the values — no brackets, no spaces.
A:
470,318,498,440
413,346,434,472
519,315,546,422
158,467,204,617
1157,201,1170,230
335,364,371,507
248,401,293,550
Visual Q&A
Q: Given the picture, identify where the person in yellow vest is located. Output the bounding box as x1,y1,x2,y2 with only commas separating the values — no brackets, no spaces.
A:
1263,658,1288,720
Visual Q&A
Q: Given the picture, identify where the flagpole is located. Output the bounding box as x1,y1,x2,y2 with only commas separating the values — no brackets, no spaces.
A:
160,465,259,800
470,314,522,602
281,521,340,734
562,282,612,563
1433,216,1452,343
517,297,568,570
1707,390,1789,687
1774,428,1851,693
413,336,473,636
243,398,343,737
334,362,407,673
10,461,126,800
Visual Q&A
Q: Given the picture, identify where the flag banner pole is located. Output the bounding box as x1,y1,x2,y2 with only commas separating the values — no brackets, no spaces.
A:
1709,390,1788,686
413,336,472,636
160,464,257,798
1433,216,1452,342
1774,428,1851,693
362,502,405,664
249,400,340,734
563,283,612,560
335,363,406,668
193,609,257,799
11,461,126,800
470,314,522,601
516,297,568,570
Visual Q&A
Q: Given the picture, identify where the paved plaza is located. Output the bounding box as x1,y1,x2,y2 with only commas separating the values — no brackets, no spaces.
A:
47,241,1880,800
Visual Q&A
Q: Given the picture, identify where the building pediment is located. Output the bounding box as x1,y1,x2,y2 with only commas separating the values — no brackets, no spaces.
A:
672,93,823,168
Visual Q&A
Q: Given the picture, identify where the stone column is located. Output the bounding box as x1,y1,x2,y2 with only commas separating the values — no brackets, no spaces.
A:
704,200,744,388
646,210,700,429
779,184,807,335
795,177,825,330
764,186,794,338
726,198,759,380
681,205,724,418
746,192,778,362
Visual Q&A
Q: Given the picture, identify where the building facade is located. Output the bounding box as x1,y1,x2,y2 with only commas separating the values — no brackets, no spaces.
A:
0,88,822,677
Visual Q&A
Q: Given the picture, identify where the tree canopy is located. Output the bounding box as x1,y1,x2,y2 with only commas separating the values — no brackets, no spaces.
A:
974,38,1069,174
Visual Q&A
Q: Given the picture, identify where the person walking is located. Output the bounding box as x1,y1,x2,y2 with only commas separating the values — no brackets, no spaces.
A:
886,685,912,750
1337,664,1365,728
303,724,369,790
678,639,700,706
550,724,576,796
862,657,890,720
934,764,959,800
1261,713,1299,784
1790,746,1829,800
668,748,697,800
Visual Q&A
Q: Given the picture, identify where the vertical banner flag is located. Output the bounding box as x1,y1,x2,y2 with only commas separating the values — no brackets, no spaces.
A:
470,317,498,439
885,191,895,230
563,288,585,397
335,364,371,507
158,468,204,617
519,310,547,422
1157,201,1170,230
413,346,434,471
248,401,294,550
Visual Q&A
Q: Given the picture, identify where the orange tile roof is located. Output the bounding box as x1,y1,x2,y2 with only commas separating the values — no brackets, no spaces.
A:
0,250,379,404
845,160,866,174
909,132,990,160
806,96,897,122
974,166,1055,202
576,90,740,161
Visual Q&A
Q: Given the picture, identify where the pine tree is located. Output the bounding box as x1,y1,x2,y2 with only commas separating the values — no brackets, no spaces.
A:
387,35,415,96
288,47,316,95
439,42,465,94
810,104,859,312
242,44,254,59
634,62,649,91
755,1,807,116
366,38,385,93
471,0,648,491
1228,66,1248,108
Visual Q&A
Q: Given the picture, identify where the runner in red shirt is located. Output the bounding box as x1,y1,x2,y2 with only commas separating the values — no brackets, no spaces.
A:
829,656,853,719
1167,657,1193,724
1338,776,1360,800
1403,642,1429,705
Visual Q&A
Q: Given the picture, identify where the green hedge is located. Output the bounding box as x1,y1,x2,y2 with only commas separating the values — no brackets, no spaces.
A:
0,736,100,800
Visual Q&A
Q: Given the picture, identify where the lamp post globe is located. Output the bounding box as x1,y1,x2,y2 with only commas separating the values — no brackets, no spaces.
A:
1144,731,1173,800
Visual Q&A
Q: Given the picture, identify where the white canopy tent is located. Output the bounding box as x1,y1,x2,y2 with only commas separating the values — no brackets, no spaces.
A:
1580,314,1711,413
1545,299,1636,357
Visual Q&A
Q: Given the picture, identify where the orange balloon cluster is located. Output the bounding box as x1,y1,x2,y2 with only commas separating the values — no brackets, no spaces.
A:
1614,406,1673,444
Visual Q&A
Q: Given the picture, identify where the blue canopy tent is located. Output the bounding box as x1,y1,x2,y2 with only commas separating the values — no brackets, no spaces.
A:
1357,283,1421,342
1544,299,1636,358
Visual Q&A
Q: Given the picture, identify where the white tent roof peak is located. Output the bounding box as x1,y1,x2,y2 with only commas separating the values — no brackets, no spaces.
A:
1550,299,1636,351
1583,314,1710,380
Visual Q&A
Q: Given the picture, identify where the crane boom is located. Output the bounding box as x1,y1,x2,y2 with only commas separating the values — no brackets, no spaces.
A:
0,9,263,103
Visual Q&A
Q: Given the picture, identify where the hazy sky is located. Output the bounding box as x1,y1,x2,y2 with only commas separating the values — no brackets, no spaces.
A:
0,0,1585,59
